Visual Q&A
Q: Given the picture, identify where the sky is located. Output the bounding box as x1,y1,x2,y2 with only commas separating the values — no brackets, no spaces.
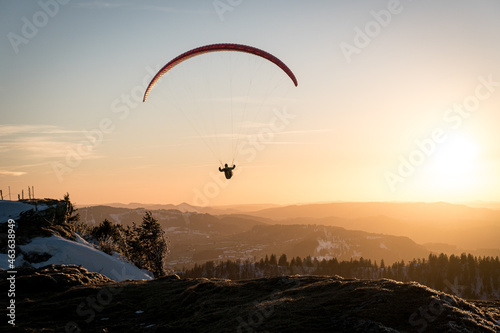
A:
1,0,500,206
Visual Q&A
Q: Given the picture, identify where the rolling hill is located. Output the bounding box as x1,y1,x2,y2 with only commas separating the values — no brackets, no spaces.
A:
244,202,500,251
78,205,430,268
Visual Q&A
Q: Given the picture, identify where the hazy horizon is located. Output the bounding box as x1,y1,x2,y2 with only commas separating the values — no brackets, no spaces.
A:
73,199,500,213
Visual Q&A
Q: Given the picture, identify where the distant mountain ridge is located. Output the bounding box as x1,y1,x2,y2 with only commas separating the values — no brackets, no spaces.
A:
82,201,500,222
250,201,500,221
80,202,281,215
78,201,500,267
78,205,430,268
246,202,500,251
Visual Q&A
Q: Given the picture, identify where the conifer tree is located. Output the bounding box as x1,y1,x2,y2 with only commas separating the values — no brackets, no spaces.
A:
126,211,169,277
279,254,288,267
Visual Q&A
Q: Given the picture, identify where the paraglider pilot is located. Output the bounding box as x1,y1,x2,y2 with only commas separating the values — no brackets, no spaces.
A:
219,164,236,179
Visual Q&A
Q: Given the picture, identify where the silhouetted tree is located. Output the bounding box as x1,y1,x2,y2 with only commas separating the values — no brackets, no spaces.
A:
125,211,169,277
278,254,288,267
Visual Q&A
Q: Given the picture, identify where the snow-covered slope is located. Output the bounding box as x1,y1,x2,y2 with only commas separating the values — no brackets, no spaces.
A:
0,200,152,281
15,235,152,281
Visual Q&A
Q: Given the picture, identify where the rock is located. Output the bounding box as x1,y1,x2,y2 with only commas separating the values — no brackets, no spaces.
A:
0,264,111,297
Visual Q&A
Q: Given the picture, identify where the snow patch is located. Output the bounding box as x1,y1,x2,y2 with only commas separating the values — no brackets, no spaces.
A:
316,238,351,253
352,250,362,258
16,235,153,281
0,200,48,223
109,213,127,225
316,239,338,252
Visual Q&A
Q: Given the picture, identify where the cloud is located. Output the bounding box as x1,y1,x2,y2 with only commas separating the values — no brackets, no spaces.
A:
262,141,316,145
0,124,110,179
7,137,71,157
184,128,333,141
133,5,185,13
76,1,199,13
0,125,80,137
0,125,41,136
279,129,334,135
75,1,130,9
0,124,91,160
0,170,26,176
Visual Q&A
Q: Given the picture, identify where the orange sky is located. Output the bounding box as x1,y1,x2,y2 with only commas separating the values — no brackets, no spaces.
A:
1,1,500,206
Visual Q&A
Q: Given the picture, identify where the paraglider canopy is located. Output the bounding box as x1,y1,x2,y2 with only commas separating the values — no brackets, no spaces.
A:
143,43,298,102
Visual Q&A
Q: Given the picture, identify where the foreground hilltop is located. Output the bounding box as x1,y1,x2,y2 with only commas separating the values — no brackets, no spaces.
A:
1,265,499,332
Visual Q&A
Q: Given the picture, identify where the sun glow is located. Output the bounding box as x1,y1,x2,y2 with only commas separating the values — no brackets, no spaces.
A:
426,134,480,189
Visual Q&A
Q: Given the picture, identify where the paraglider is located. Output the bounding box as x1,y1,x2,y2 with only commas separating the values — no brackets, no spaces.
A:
219,163,236,179
143,43,298,179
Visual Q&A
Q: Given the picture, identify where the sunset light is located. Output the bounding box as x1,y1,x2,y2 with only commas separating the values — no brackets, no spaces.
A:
2,2,500,331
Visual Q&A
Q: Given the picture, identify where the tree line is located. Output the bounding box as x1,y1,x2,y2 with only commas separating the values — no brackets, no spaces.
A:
181,253,500,300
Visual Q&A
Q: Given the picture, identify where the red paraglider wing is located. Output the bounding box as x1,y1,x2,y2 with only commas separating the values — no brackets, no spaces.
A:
143,43,298,102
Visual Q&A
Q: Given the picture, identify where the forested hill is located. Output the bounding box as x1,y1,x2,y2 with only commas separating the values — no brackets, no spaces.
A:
79,205,431,268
